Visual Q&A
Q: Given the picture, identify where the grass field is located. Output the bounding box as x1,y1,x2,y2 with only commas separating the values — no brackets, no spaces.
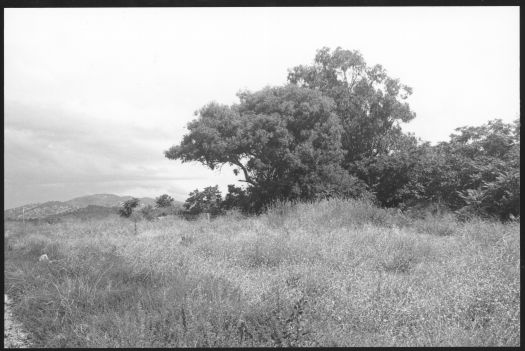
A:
3,198,520,347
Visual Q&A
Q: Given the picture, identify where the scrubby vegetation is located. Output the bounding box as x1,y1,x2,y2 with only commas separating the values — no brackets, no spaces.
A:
4,198,520,347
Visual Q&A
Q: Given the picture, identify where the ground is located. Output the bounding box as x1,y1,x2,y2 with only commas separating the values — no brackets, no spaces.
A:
4,294,32,348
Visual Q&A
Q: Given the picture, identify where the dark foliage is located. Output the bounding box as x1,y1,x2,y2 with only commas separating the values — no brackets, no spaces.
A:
119,198,140,218
166,47,519,220
221,185,251,213
183,185,223,216
166,84,369,212
155,194,175,208
288,46,416,166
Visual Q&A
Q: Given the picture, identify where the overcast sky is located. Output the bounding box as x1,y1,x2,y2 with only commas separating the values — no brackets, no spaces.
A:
4,7,519,209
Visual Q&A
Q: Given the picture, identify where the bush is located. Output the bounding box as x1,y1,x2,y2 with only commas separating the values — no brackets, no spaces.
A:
140,205,156,221
155,194,175,208
119,198,140,218
183,186,223,216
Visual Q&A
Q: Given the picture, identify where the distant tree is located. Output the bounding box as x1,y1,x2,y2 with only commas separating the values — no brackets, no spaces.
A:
183,185,223,217
119,198,141,234
119,198,140,218
155,194,175,208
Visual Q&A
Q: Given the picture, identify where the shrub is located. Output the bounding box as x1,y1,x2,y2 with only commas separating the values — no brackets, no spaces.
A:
119,198,140,218
183,186,223,216
140,205,156,221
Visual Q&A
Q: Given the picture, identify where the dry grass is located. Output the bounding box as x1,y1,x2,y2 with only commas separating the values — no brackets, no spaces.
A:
4,198,520,347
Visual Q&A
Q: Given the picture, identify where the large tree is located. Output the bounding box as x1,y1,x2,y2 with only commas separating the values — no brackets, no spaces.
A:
166,47,416,211
166,85,367,211
288,47,416,166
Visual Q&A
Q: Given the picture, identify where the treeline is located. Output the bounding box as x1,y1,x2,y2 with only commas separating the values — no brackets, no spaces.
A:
166,47,520,221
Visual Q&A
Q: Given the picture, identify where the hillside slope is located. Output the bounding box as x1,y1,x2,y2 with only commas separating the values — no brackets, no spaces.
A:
4,194,159,220
64,194,156,208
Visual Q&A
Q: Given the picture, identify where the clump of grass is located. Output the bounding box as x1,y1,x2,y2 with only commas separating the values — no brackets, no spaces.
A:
276,198,413,232
237,233,298,268
376,232,433,274
411,213,458,236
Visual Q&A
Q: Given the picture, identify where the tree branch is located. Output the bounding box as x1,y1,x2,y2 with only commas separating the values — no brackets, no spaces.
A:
231,159,255,185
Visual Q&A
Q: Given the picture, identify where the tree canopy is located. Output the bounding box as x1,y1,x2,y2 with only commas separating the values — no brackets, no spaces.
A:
183,185,223,216
155,194,175,208
435,119,520,219
166,84,367,211
166,46,519,219
288,47,416,166
118,198,140,218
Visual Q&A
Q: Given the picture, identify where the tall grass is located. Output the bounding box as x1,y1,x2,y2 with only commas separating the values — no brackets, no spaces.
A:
4,198,520,347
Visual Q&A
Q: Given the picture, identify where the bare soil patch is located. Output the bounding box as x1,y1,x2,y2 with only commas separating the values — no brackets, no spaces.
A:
4,295,32,348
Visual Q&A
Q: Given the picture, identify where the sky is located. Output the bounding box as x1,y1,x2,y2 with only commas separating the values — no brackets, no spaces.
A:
4,7,520,209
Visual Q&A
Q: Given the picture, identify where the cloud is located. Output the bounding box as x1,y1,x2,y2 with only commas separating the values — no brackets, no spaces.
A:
4,100,240,208
5,101,171,180
4,7,518,208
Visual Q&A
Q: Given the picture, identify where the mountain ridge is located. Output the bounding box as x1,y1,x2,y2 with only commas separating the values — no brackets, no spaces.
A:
4,194,181,220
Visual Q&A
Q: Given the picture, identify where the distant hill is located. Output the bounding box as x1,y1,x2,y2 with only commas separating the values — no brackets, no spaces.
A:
46,205,121,222
3,194,174,221
64,194,156,208
4,201,78,220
